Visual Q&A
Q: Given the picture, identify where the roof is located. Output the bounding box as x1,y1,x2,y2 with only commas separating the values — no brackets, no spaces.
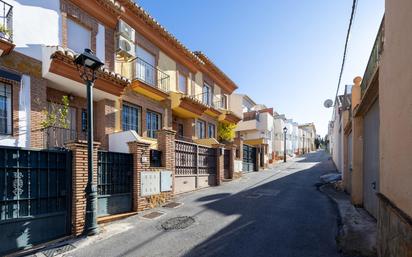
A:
120,0,238,91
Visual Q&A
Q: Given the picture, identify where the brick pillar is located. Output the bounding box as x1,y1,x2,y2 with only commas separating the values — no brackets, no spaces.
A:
255,147,260,172
234,137,243,160
229,144,236,179
157,129,176,170
66,140,100,236
157,129,176,193
213,144,224,185
128,141,151,212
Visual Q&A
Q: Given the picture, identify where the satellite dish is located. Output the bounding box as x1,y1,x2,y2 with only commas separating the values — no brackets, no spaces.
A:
324,99,333,108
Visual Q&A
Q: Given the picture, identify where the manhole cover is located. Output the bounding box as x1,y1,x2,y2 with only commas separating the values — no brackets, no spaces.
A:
142,211,165,220
163,202,183,209
161,216,195,231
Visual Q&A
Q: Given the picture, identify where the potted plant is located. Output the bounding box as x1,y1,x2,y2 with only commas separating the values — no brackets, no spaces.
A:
0,24,10,39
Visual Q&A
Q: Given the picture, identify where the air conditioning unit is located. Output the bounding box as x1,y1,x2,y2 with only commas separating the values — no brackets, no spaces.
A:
118,20,135,41
117,34,135,58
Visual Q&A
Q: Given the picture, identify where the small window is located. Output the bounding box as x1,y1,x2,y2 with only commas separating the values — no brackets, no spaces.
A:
178,73,187,93
81,109,87,132
177,123,184,138
122,103,141,134
0,83,12,135
196,119,206,139
150,149,162,167
146,110,161,138
67,19,91,53
208,123,216,138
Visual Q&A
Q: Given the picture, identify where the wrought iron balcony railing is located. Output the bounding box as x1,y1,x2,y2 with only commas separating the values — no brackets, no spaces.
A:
190,92,227,109
42,127,85,149
0,0,12,42
128,56,170,92
360,18,384,96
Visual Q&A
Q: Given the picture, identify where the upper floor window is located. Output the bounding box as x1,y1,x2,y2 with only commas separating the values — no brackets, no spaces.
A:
202,83,212,105
0,83,11,135
67,19,91,53
221,95,227,109
136,46,156,86
122,103,141,134
208,123,216,138
196,119,206,139
146,110,162,138
178,73,187,93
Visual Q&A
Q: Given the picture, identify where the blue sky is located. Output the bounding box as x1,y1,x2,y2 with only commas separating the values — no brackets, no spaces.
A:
137,0,384,136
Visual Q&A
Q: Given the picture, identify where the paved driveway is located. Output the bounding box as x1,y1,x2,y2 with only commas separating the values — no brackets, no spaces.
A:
65,150,342,257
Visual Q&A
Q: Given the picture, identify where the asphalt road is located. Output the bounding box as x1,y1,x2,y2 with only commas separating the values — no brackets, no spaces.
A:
65,150,342,257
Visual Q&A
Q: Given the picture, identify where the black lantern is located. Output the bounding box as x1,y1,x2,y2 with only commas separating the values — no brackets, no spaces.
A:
74,49,104,236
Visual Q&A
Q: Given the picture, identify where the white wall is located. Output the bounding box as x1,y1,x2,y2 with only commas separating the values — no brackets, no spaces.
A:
10,0,62,60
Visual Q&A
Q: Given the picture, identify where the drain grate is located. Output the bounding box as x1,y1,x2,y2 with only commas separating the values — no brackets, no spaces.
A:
161,216,195,231
255,189,280,196
41,244,75,257
162,202,183,209
142,211,165,220
243,193,262,199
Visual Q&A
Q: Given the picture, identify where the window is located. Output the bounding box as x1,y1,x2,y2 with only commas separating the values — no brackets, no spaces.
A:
146,110,161,138
177,123,184,138
208,123,216,138
196,119,206,139
81,109,87,132
178,73,187,93
202,83,212,105
122,103,141,134
136,46,156,85
67,19,91,53
0,83,11,134
221,95,227,109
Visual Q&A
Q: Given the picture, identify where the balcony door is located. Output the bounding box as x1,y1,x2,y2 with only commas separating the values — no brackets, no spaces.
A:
136,46,156,86
202,83,212,105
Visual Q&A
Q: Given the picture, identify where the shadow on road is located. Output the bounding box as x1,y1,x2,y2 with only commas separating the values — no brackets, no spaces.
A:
182,151,342,257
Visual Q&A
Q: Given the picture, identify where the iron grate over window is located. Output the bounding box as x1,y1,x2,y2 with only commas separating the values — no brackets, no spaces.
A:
97,151,133,196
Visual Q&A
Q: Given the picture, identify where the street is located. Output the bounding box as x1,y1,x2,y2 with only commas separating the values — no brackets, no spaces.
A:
65,151,343,257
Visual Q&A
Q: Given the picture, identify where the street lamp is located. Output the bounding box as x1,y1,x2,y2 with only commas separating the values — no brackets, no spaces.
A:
283,127,288,163
303,133,305,155
74,49,104,236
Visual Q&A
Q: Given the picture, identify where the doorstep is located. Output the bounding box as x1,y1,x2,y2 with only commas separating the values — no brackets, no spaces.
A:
97,212,138,224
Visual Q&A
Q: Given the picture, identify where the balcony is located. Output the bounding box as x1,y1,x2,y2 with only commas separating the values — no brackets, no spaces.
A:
42,127,85,149
360,19,384,96
0,0,14,56
190,92,226,117
170,92,208,118
128,57,170,101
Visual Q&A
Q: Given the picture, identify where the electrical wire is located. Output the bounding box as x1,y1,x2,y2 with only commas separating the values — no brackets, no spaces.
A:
334,0,358,105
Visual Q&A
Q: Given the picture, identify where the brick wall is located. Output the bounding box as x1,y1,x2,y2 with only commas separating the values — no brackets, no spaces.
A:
128,129,176,212
95,99,116,149
66,140,100,236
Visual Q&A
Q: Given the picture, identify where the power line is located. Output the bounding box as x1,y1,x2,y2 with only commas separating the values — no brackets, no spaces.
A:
334,0,358,104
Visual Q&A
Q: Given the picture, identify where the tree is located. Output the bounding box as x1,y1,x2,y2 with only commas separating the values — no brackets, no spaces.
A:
41,95,70,148
217,122,236,143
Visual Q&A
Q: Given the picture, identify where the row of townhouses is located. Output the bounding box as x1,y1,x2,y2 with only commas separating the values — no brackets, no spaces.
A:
328,3,412,256
230,93,317,170
0,0,318,255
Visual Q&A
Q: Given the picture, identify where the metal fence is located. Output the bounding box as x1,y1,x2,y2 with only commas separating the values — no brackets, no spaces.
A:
128,56,170,92
175,140,216,176
0,146,71,254
0,0,13,42
360,18,384,95
42,127,81,149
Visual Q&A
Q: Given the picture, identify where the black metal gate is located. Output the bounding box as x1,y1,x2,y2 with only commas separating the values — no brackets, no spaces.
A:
175,140,216,194
243,144,256,172
224,149,231,179
0,147,72,255
97,151,133,217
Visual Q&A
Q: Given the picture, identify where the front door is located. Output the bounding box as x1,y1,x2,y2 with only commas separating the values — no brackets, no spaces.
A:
363,99,380,218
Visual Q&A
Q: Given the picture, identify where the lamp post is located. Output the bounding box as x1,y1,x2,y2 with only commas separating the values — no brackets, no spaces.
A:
303,133,305,155
74,49,104,236
283,127,288,163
